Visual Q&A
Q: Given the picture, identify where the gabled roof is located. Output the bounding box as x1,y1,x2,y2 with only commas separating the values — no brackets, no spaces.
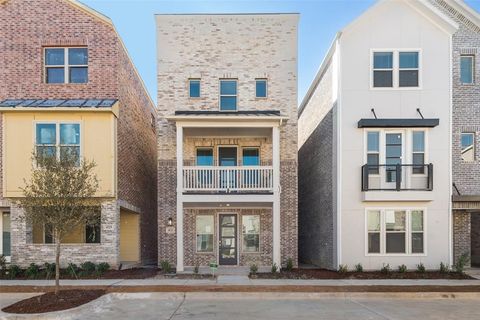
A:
443,0,480,29
298,0,462,117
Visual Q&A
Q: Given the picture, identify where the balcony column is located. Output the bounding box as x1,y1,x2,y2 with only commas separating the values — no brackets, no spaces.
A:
176,124,184,272
272,125,281,268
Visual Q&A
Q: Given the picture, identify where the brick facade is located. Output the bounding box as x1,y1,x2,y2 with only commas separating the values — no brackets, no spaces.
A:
0,0,156,266
157,14,298,268
430,0,480,265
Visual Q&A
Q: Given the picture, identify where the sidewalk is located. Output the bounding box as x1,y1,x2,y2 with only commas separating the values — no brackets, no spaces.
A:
2,276,480,293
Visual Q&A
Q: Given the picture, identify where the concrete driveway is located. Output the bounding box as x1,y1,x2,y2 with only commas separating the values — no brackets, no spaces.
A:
1,292,480,320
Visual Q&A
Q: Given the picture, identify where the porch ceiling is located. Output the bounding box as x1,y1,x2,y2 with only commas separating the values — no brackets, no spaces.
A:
184,127,271,137
183,202,273,208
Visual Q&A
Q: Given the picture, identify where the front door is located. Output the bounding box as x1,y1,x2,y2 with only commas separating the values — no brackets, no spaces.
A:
384,132,404,189
218,147,237,189
219,214,237,265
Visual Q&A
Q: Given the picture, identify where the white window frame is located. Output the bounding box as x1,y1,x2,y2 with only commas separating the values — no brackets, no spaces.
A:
411,130,427,176
195,215,214,254
365,208,427,257
34,121,82,167
44,47,88,84
365,130,381,176
219,79,238,111
241,215,261,253
188,78,201,98
370,49,422,90
255,78,268,99
460,55,475,84
461,132,475,162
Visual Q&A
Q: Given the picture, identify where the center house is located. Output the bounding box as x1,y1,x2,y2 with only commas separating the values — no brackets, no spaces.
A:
156,14,299,271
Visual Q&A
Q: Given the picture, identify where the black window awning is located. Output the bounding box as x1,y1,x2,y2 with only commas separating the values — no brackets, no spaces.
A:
357,118,439,128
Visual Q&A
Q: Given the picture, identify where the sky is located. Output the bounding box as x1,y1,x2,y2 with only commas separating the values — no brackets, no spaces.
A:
82,0,480,106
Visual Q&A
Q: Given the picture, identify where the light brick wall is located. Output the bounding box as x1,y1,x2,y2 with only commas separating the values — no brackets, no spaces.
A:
453,210,471,267
157,14,298,267
0,0,156,265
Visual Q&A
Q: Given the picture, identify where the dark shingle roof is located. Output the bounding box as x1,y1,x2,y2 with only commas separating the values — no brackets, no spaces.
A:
0,99,117,108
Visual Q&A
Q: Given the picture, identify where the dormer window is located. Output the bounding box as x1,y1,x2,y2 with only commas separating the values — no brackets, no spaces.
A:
44,47,88,84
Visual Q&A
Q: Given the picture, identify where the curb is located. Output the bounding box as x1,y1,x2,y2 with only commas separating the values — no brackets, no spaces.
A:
2,284,480,293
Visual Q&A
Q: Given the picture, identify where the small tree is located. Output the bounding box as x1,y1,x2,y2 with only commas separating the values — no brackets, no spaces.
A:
16,150,101,294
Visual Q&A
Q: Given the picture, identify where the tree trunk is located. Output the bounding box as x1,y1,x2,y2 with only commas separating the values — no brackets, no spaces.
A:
55,239,61,295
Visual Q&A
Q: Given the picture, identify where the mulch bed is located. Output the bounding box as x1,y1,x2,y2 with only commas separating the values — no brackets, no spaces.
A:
2,289,105,314
253,268,474,280
0,268,158,280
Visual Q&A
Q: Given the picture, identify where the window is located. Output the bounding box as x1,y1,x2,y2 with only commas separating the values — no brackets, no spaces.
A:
189,79,200,98
461,133,475,161
44,224,54,244
385,210,406,253
367,210,381,254
255,79,267,98
196,148,214,166
367,132,380,174
220,79,237,111
36,123,81,166
373,52,393,87
366,209,424,255
196,215,214,253
372,51,420,88
86,213,101,244
399,52,419,87
45,47,88,84
242,148,260,166
460,55,474,84
242,215,260,252
412,131,425,174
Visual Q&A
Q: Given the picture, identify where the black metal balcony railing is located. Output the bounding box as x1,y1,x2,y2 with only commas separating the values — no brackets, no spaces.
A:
361,164,433,191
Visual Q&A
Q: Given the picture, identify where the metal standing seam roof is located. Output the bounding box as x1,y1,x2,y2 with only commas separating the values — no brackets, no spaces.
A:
174,110,282,116
0,99,118,108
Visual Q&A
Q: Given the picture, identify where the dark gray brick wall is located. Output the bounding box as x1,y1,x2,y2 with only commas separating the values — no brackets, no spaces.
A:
298,108,336,270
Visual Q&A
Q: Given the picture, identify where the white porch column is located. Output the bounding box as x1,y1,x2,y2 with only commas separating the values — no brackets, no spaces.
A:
272,125,281,268
176,124,184,272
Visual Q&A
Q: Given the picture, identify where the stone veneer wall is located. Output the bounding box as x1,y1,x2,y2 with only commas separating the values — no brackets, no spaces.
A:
10,200,120,267
156,14,298,267
183,208,273,267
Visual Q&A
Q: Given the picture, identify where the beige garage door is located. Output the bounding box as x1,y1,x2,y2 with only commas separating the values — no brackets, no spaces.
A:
120,210,140,262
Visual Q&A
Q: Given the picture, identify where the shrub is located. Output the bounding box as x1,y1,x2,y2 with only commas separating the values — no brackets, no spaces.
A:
338,264,348,274
454,253,470,274
250,264,258,276
96,262,110,275
354,263,363,273
0,255,7,275
285,258,294,271
416,263,426,273
43,262,56,279
80,261,96,275
271,263,278,274
193,264,199,274
67,263,79,278
398,264,407,273
439,262,450,273
380,263,391,274
8,265,22,279
25,263,40,279
160,260,172,273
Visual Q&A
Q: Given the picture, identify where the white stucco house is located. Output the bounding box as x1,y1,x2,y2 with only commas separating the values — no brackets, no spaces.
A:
298,0,459,270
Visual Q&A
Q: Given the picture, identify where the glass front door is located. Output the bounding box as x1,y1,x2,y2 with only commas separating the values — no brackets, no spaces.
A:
385,132,403,185
219,214,237,265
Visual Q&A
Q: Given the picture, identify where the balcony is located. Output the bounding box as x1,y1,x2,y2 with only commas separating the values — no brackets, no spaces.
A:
362,164,433,191
183,166,274,193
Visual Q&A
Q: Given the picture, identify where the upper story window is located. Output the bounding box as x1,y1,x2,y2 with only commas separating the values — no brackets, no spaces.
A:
44,47,88,84
36,123,81,166
412,131,425,174
367,131,380,174
461,132,475,162
242,148,260,166
372,51,420,88
220,79,237,111
255,79,267,98
189,79,201,98
196,148,214,166
460,55,474,84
